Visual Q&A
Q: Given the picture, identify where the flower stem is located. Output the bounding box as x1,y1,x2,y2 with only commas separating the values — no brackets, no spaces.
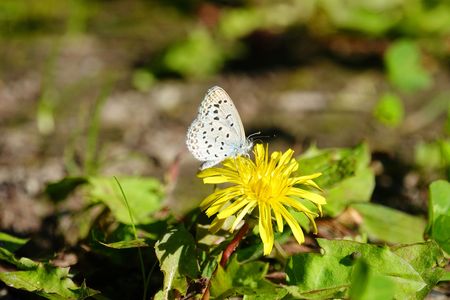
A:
220,222,250,267
202,222,250,300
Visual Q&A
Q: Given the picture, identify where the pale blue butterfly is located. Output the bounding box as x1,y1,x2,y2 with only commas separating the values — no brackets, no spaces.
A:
186,86,253,170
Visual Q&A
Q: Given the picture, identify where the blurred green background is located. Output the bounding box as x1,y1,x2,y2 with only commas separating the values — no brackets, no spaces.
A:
1,0,449,239
0,0,450,232
0,0,449,298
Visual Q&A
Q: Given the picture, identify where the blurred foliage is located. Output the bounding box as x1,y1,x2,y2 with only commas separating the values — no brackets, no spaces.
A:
415,139,450,177
132,69,156,92
384,40,432,92
162,27,227,78
373,93,404,127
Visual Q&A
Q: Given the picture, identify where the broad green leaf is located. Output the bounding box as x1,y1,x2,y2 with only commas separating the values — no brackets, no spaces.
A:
349,259,395,300
155,226,199,298
0,247,98,300
298,143,374,216
325,168,374,216
427,180,450,254
373,93,404,127
87,176,164,225
392,241,446,299
351,203,426,244
385,40,432,92
99,238,148,249
0,232,28,252
211,256,286,299
298,143,370,187
0,264,98,300
285,239,445,299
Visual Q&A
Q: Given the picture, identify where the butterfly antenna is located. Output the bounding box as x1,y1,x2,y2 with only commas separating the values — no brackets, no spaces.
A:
247,131,261,140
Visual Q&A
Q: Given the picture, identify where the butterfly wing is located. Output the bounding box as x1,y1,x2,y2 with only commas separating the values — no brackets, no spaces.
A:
186,86,249,169
199,86,246,142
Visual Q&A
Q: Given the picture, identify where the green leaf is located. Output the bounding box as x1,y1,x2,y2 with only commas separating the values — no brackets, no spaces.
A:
349,259,395,300
298,143,374,216
441,271,450,282
298,143,370,187
325,168,374,216
427,180,450,254
285,239,445,299
351,203,426,244
155,226,199,298
373,93,404,127
99,238,148,249
211,256,287,299
0,264,98,300
0,232,28,252
392,241,447,299
385,40,432,92
0,246,98,300
87,176,164,225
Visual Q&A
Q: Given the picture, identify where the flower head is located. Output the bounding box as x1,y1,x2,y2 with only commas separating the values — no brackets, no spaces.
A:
198,144,326,255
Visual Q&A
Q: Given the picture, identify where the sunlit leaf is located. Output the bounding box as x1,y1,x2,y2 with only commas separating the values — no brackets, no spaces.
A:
392,241,447,299
297,143,374,216
0,246,98,300
349,259,395,300
0,264,98,300
87,176,164,225
427,180,450,254
99,238,148,249
285,239,445,299
351,203,426,244
155,226,199,298
211,256,287,299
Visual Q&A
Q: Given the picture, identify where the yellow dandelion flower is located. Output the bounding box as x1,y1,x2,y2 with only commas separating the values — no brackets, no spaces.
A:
198,144,326,255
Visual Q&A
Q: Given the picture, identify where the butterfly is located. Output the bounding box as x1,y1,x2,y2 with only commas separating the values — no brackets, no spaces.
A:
186,86,253,170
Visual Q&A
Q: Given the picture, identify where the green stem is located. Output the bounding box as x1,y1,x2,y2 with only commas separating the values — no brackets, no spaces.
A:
114,176,148,300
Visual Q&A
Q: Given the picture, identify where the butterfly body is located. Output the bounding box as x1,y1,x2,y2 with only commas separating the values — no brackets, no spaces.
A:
186,86,252,170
